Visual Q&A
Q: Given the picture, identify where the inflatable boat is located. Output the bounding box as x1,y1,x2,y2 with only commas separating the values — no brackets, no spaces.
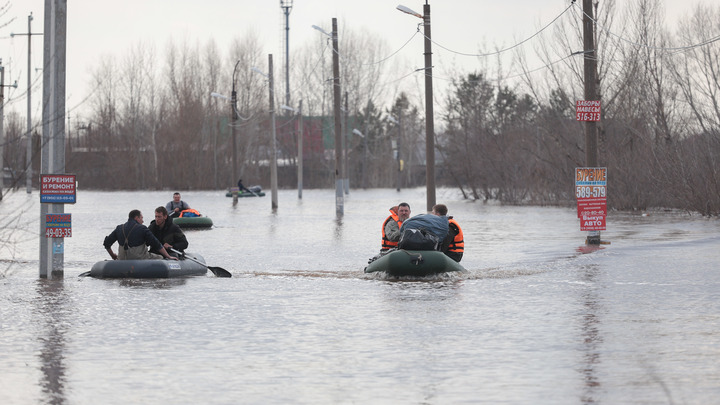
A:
84,253,209,278
364,249,466,277
172,216,213,229
225,185,265,197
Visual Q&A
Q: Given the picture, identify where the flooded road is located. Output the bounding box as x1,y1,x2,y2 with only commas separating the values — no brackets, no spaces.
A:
1,188,719,404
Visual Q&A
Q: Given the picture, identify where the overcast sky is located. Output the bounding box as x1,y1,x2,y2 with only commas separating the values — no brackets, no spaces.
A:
1,0,702,121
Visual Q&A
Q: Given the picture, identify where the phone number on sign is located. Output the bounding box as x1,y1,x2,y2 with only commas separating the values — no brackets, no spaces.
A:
46,228,72,238
576,186,606,198
576,112,600,121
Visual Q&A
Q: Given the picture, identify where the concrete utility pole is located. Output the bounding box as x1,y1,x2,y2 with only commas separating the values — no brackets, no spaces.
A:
331,18,344,217
39,0,67,279
423,2,436,212
583,0,601,245
343,91,349,194
0,60,17,201
297,99,303,199
231,60,241,203
268,54,279,211
11,13,42,194
280,0,293,109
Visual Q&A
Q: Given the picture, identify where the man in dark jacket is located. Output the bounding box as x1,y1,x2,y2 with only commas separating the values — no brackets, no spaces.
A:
104,209,177,260
148,206,189,256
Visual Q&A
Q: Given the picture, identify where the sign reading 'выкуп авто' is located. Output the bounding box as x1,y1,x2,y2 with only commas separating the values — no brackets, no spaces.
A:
40,174,77,204
576,100,601,122
576,167,607,231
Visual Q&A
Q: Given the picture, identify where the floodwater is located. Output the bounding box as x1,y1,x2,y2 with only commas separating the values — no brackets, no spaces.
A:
1,188,719,404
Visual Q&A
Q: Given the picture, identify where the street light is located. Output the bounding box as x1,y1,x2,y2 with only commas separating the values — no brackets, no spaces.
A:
281,102,303,199
314,19,344,217
398,2,436,212
252,57,279,211
0,60,18,201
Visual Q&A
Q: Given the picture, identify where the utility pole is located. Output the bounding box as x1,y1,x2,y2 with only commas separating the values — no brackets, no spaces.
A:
583,0,601,245
11,13,42,194
331,18,344,217
231,60,240,204
268,54,278,211
297,99,303,199
0,60,16,200
343,91,349,194
280,1,293,110
39,0,67,279
422,2,436,212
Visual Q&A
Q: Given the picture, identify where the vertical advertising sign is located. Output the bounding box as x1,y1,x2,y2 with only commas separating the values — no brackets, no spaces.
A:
576,167,607,231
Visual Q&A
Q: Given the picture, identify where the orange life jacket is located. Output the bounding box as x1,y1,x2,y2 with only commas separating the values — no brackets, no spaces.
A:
179,208,202,217
381,208,403,251
448,218,464,253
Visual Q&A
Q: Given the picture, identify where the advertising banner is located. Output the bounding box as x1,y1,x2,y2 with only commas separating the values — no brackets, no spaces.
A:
45,213,72,238
40,174,77,203
576,167,607,231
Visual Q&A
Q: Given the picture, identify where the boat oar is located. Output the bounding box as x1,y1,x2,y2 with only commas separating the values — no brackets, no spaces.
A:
171,248,232,278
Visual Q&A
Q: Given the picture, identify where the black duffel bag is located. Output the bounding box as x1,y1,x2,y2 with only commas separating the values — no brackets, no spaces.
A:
397,228,440,251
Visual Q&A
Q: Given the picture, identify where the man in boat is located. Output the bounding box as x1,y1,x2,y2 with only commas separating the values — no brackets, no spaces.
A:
103,209,178,261
237,178,252,194
432,204,465,262
166,192,191,218
148,206,189,257
380,202,411,252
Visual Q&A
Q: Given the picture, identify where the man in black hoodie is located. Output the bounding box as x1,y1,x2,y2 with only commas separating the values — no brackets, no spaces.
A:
148,206,189,256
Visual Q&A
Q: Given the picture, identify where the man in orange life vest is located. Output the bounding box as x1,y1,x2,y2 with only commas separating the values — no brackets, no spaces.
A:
381,202,411,252
432,203,465,262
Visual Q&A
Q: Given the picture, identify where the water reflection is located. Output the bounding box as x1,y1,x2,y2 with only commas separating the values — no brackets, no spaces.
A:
577,264,603,404
34,279,69,405
117,278,188,289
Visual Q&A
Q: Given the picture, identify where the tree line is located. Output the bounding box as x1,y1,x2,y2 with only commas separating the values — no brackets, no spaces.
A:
3,1,720,215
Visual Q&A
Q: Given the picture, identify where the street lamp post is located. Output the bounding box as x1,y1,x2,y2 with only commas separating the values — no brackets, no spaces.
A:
0,60,18,201
11,13,42,194
398,2,435,212
281,101,303,199
252,57,279,211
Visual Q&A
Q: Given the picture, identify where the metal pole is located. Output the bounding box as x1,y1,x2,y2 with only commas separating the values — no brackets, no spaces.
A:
281,1,293,109
343,91,349,194
297,99,303,199
39,0,67,279
0,61,4,201
231,61,239,204
26,13,34,194
583,0,600,245
331,18,344,217
269,54,278,210
423,3,436,212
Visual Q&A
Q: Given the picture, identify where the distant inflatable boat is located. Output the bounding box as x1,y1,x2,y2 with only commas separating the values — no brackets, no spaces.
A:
364,249,466,277
226,185,265,197
84,253,209,278
172,216,213,229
